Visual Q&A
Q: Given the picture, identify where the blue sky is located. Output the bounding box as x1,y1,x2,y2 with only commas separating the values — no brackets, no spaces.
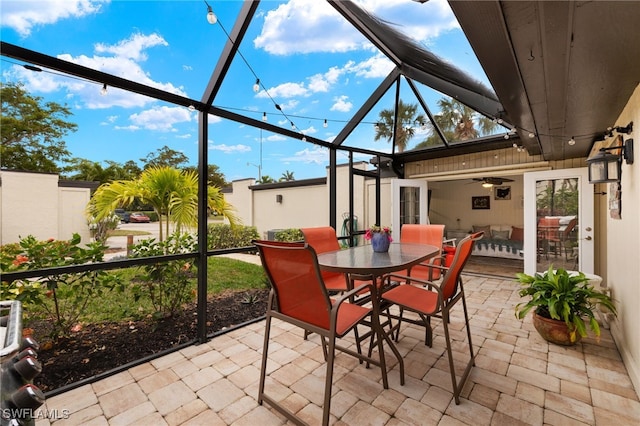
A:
1,0,491,183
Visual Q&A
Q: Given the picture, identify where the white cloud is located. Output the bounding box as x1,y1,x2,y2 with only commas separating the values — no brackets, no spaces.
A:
0,0,107,37
128,106,193,131
307,66,344,93
254,0,458,56
95,33,167,61
254,0,365,55
257,81,308,99
209,144,252,154
282,146,330,165
4,31,188,110
330,95,352,112
345,54,394,79
265,134,286,142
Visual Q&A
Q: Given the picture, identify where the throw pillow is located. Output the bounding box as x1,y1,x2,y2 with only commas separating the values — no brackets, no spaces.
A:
472,225,491,236
492,230,510,240
510,226,524,242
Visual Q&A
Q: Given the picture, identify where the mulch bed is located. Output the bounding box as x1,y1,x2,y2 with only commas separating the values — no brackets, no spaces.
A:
28,289,269,393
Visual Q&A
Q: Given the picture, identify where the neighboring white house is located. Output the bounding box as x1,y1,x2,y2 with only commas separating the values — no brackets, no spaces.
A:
0,170,96,245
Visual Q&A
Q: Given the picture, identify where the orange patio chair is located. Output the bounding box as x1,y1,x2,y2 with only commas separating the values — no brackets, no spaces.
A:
254,240,381,426
381,231,483,404
300,226,349,292
397,224,446,281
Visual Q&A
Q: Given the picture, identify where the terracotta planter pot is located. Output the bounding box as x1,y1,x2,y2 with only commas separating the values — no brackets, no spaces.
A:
532,312,581,346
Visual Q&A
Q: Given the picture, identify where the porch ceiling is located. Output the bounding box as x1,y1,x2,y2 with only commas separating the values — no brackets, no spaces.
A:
449,0,640,161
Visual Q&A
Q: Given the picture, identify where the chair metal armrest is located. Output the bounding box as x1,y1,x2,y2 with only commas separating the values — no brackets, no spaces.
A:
334,283,373,306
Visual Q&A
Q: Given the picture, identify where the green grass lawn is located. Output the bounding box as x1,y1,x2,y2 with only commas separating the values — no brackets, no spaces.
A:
25,256,267,324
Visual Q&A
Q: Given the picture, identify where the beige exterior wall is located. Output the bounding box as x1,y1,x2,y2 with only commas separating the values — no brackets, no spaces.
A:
253,183,328,238
606,84,640,395
225,163,372,238
224,178,255,227
0,171,92,245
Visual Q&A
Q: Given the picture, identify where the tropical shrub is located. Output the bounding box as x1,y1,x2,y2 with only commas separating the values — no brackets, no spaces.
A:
207,224,259,250
88,213,120,244
128,232,197,318
274,228,303,242
0,234,123,338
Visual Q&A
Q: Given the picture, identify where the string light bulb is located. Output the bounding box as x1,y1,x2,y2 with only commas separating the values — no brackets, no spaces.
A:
100,83,107,96
568,136,576,146
262,112,267,122
205,1,217,24
253,78,260,93
323,119,328,128
290,121,295,130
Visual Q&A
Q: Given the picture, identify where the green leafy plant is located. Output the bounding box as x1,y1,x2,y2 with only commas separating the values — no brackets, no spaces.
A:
128,232,197,318
0,234,123,338
274,228,303,242
515,266,617,341
207,224,259,249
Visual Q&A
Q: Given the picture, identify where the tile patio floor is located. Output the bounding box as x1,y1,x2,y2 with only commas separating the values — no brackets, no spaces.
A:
37,272,639,425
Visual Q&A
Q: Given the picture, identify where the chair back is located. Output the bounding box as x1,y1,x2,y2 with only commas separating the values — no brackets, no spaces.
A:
538,217,560,242
400,224,445,246
400,224,445,280
301,226,349,291
254,240,332,330
440,232,483,300
301,226,341,253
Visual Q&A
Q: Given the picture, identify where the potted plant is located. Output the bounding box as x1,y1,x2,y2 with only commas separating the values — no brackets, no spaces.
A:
515,266,616,345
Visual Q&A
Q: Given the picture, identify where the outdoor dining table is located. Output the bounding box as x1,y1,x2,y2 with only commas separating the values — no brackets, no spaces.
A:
316,242,439,388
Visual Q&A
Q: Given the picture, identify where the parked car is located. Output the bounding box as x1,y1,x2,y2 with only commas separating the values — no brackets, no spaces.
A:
128,212,151,223
114,208,130,223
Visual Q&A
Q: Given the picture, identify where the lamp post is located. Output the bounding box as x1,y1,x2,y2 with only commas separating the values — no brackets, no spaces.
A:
247,162,261,181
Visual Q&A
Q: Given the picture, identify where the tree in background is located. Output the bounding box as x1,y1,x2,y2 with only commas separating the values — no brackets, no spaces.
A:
374,99,426,153
88,166,238,243
256,175,276,184
415,98,498,149
63,159,142,185
183,164,228,188
279,170,295,182
141,146,189,170
1,82,76,173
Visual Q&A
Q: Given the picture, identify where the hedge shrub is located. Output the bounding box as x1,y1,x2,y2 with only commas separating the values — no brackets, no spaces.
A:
207,224,260,249
274,228,303,242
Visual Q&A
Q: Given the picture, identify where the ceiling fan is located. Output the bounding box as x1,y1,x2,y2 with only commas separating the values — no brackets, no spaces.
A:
473,177,514,187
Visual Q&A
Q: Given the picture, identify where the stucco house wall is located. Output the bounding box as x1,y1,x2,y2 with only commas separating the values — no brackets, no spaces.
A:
0,170,94,245
606,84,640,394
225,162,371,238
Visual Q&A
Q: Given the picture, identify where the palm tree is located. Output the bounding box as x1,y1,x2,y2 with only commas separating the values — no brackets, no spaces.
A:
256,175,276,184
279,170,295,182
88,166,238,242
374,100,426,153
415,98,499,149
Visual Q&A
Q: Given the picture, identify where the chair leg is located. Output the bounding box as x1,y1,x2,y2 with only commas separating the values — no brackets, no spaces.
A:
440,309,460,404
257,313,272,405
394,307,404,342
322,335,337,426
442,292,475,405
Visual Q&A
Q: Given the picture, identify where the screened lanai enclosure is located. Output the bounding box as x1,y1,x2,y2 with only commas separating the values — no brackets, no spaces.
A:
3,0,640,397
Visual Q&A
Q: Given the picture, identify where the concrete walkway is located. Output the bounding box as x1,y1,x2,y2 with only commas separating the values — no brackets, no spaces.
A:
37,273,639,425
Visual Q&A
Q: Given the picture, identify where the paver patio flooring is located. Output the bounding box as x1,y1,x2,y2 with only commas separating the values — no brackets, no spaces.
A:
37,272,639,425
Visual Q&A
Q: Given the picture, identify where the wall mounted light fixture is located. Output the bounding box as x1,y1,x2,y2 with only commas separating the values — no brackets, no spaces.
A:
587,137,634,183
